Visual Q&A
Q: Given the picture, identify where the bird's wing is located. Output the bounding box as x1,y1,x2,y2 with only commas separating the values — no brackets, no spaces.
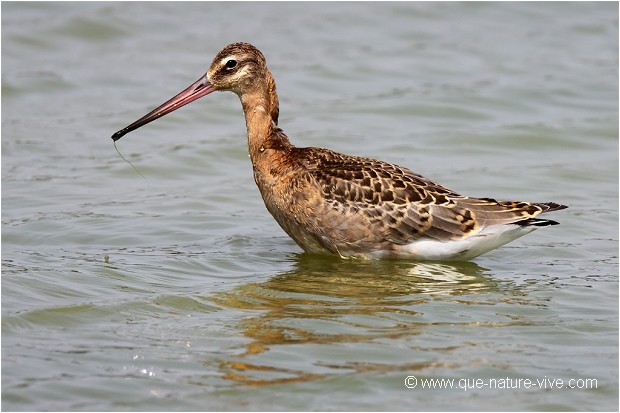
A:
296,147,565,244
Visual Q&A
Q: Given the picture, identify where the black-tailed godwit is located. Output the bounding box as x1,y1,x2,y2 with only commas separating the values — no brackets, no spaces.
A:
112,42,567,260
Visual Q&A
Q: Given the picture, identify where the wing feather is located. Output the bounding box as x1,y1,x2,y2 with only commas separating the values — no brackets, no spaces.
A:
294,147,566,245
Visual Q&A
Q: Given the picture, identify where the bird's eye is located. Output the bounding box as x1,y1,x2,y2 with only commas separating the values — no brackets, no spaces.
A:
225,59,237,69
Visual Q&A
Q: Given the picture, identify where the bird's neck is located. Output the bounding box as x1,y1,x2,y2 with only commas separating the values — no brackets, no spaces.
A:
239,67,290,160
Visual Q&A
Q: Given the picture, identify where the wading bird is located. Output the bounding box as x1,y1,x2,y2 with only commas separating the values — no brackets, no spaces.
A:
112,42,566,260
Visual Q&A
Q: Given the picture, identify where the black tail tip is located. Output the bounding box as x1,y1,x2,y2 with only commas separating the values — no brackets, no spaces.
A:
539,202,568,212
516,218,560,227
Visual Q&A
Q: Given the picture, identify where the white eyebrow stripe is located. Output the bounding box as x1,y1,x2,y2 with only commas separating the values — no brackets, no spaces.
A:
220,55,238,66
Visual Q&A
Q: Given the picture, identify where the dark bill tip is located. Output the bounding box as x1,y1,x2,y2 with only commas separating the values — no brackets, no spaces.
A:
111,129,128,141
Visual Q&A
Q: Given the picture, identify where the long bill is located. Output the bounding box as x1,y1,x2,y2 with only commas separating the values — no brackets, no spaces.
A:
111,75,215,141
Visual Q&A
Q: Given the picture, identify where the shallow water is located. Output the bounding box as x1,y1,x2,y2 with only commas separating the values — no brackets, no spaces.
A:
2,2,618,411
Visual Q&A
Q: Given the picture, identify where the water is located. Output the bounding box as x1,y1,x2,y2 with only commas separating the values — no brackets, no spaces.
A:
2,2,618,411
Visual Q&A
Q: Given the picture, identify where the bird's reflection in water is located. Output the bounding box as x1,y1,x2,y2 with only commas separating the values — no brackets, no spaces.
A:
209,255,528,386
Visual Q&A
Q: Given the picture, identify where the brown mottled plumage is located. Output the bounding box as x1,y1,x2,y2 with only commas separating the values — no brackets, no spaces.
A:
112,42,567,260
